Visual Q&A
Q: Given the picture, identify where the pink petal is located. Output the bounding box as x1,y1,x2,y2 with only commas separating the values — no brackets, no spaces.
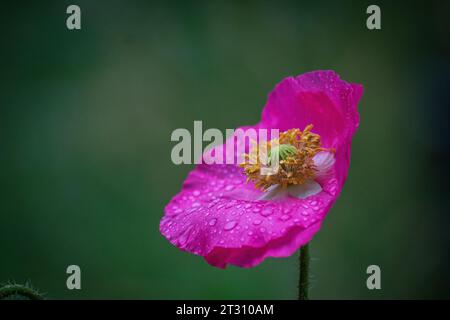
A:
261,70,362,146
160,70,363,268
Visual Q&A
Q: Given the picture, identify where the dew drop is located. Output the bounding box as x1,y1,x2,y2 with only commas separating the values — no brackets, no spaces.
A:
193,190,201,196
179,234,188,245
280,215,291,221
225,200,237,208
260,207,273,217
186,207,198,214
225,185,235,191
253,219,262,225
209,218,217,226
224,221,238,231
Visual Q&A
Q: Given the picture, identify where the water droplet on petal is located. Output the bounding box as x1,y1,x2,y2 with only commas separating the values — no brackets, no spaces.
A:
186,207,198,214
209,218,217,226
179,234,188,245
280,215,291,221
193,190,200,196
253,219,262,225
224,221,238,231
225,200,237,208
260,207,273,217
225,185,235,191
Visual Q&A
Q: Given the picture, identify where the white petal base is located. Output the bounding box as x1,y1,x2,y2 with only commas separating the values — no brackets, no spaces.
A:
258,185,288,200
287,180,322,199
258,180,322,201
313,151,335,178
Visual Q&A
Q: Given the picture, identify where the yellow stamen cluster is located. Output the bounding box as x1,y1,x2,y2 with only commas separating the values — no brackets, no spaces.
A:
240,124,329,191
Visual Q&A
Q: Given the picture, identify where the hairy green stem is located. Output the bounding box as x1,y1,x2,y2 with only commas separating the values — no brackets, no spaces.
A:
0,284,44,300
298,244,310,300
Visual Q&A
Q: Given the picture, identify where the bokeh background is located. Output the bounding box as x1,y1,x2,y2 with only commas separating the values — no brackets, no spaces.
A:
1,0,449,299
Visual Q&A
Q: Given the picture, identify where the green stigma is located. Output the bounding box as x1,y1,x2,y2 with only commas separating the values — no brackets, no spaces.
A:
268,144,298,165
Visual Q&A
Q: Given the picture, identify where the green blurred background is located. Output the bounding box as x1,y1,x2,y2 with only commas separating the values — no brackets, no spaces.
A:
1,0,449,299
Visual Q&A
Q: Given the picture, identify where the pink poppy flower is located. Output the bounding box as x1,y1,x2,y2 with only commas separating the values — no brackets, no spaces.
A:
160,70,363,268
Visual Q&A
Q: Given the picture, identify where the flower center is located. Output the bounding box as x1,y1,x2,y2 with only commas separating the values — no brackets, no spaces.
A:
241,124,329,191
268,144,297,165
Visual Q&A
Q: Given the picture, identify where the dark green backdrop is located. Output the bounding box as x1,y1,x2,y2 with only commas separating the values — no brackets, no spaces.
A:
1,0,449,299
